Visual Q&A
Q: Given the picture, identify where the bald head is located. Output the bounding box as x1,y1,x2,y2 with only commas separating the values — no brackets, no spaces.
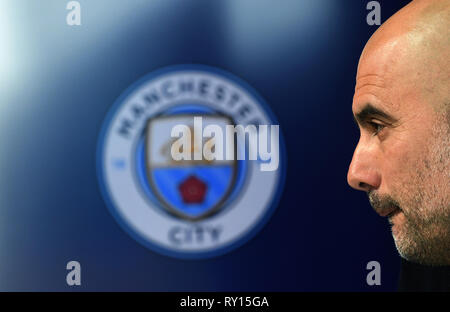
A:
358,0,450,114
349,0,450,266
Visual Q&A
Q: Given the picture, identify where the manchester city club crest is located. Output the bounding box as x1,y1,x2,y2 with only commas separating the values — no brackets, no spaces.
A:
97,65,286,259
146,114,237,221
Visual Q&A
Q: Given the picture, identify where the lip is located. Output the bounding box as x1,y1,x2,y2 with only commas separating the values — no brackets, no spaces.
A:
386,207,401,219
378,206,401,218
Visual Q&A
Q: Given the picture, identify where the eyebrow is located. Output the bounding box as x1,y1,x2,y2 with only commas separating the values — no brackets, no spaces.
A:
353,104,398,126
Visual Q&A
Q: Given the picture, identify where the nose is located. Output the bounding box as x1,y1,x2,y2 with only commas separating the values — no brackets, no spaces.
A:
347,140,381,192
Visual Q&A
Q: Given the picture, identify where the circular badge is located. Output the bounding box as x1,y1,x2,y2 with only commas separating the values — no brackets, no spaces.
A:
97,65,285,259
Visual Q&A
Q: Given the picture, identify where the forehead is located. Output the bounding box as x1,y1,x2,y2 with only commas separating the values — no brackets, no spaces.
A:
353,37,411,115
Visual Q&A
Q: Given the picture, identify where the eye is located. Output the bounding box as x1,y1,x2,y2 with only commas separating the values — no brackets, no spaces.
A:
368,120,386,136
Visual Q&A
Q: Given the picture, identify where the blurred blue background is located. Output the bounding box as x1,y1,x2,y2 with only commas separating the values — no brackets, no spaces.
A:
0,0,411,291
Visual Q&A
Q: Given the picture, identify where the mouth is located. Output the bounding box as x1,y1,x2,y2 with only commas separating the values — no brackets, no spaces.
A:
386,207,401,219
367,191,403,219
378,205,402,218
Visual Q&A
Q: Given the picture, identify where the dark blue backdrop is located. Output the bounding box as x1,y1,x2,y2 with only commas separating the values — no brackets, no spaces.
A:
0,0,411,291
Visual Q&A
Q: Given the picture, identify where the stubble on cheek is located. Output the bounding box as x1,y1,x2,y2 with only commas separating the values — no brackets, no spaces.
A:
388,117,450,265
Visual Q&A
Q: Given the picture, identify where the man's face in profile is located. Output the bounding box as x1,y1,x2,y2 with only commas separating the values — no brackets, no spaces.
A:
347,0,449,266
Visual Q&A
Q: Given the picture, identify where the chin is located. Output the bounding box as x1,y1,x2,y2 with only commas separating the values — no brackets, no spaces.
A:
393,226,450,266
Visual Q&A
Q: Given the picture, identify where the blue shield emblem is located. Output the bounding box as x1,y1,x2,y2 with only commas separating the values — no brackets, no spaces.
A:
145,114,237,221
